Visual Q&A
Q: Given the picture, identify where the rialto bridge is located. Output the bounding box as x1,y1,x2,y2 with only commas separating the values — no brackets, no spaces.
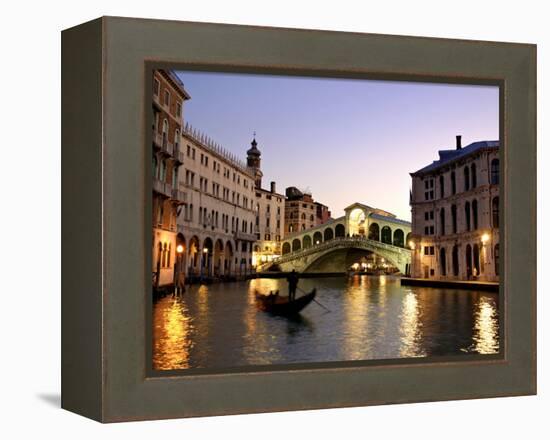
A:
260,203,413,274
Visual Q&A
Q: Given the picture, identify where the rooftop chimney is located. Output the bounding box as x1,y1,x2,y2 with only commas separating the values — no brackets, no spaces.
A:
270,181,276,193
456,135,462,150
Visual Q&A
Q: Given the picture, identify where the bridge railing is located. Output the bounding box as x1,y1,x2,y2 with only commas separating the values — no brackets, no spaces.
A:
272,236,410,265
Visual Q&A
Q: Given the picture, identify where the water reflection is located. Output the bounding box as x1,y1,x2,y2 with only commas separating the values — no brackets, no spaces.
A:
470,296,499,354
153,275,500,370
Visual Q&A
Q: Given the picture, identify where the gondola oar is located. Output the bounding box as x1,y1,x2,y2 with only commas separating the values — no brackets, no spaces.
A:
297,286,331,312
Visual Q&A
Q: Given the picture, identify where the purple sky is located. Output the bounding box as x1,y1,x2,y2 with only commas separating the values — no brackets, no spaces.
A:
175,71,499,220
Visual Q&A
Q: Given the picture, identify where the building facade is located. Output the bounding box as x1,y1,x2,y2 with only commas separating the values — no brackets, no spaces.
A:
245,138,286,266
409,136,500,282
175,124,258,279
315,201,331,225
152,70,188,289
284,187,318,234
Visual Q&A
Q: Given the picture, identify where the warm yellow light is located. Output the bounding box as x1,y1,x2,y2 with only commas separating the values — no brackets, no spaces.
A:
203,248,208,253
316,240,320,245
176,244,184,254
408,241,415,249
481,233,490,244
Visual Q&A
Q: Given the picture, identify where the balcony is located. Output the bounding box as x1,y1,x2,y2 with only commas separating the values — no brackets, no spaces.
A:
171,188,186,203
173,147,184,164
235,231,257,242
153,178,172,198
152,131,174,156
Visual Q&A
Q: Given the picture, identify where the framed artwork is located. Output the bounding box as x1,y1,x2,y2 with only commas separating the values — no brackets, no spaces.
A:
62,16,536,422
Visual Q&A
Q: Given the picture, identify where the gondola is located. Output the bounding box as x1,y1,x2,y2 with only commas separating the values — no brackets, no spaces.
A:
255,288,317,316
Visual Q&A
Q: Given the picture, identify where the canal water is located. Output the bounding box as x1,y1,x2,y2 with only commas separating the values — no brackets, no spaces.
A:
153,275,499,371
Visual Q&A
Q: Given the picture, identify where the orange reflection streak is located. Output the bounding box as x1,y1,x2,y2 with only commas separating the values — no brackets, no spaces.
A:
342,276,371,360
472,296,499,354
153,298,194,370
242,279,283,365
399,291,425,357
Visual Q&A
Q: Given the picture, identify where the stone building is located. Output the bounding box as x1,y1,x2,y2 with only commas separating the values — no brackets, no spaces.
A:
315,201,331,225
284,187,319,234
247,139,286,266
152,70,188,289
175,123,258,279
409,136,500,282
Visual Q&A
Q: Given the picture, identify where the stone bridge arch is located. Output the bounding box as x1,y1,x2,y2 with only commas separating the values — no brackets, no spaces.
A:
275,237,411,274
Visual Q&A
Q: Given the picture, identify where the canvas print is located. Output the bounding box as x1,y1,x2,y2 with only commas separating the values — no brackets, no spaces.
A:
151,69,500,371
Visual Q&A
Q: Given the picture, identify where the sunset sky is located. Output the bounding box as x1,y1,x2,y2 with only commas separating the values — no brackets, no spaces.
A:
175,70,499,220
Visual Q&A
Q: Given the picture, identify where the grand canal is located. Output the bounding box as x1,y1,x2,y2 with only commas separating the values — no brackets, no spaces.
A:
153,275,499,371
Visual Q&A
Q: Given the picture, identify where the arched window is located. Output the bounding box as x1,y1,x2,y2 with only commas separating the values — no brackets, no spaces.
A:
494,244,500,276
174,129,180,151
451,171,456,195
310,214,314,222
301,224,306,231
381,226,392,244
492,196,499,228
439,175,445,198
471,163,477,188
464,166,470,192
393,229,404,247
172,167,178,187
152,155,158,178
465,244,472,278
440,247,447,276
335,224,346,237
303,235,312,249
292,239,301,252
289,225,294,233
162,119,169,146
156,242,162,270
301,213,306,220
465,201,471,231
490,158,499,185
167,243,172,268
160,159,167,181
451,204,457,234
472,199,478,230
473,244,480,276
368,223,380,241
162,242,168,268
440,208,446,235
324,228,334,241
282,242,291,255
452,245,459,276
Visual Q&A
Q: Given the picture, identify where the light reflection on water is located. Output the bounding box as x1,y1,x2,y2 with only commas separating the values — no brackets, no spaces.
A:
152,275,499,371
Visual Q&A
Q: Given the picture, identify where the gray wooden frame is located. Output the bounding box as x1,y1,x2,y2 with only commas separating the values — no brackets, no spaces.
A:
62,16,536,422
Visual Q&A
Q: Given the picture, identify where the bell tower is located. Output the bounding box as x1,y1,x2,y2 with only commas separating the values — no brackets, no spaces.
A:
247,135,263,188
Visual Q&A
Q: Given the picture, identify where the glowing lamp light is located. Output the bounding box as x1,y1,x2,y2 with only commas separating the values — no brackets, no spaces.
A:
176,244,184,254
481,233,490,244
316,240,320,245
408,241,415,249
203,248,209,254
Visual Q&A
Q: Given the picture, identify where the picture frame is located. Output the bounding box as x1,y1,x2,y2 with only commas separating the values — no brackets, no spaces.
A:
61,16,536,422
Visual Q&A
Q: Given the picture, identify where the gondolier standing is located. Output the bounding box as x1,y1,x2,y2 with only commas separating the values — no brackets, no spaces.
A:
286,269,299,301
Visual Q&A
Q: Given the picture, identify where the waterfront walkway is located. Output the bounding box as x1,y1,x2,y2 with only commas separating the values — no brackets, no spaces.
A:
401,277,499,292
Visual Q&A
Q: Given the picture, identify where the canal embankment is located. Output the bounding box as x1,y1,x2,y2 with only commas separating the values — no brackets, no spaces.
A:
400,277,499,292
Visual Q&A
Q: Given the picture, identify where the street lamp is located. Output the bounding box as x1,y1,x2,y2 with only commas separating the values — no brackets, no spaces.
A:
408,240,415,250
175,244,184,295
481,233,490,245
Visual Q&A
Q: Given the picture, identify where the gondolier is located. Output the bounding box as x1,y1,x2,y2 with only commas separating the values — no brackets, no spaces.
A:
286,269,299,301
